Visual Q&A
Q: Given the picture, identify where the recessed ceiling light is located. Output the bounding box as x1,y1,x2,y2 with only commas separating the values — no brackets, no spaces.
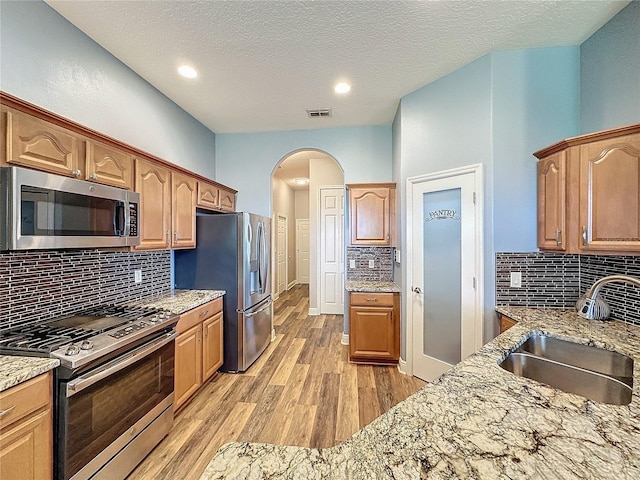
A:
334,82,351,94
178,65,198,79
294,178,309,185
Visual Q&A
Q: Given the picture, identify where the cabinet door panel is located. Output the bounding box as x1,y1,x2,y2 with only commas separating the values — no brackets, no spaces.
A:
135,159,171,250
0,409,53,480
202,312,223,381
218,189,236,212
350,188,390,244
197,181,219,210
580,136,640,251
4,109,79,177
174,325,202,411
171,172,196,249
349,307,397,362
537,152,566,250
85,140,133,189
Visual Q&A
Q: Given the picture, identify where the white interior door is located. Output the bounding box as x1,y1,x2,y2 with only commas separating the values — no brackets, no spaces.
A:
296,219,310,284
409,165,483,382
320,187,344,314
277,214,287,297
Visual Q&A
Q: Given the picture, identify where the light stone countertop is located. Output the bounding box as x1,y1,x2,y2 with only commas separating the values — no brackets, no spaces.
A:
345,280,401,293
201,307,640,479
0,356,59,392
125,289,225,315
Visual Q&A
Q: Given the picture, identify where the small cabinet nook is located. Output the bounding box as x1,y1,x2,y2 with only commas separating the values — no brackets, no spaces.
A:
0,372,53,480
349,292,400,364
347,183,396,246
174,297,224,411
498,314,517,334
535,124,640,255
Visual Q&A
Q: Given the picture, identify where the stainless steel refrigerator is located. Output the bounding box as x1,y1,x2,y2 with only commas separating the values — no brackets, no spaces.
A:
174,212,272,372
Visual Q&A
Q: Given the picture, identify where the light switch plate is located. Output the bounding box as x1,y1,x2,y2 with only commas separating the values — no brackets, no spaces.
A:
349,259,356,269
134,269,142,284
394,249,401,264
368,259,375,269
510,272,522,288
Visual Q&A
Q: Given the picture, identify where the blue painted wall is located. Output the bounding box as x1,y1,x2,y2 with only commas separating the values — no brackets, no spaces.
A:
215,126,392,216
580,0,640,133
0,1,217,179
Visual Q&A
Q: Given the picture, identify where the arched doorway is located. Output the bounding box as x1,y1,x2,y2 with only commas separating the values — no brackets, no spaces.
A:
271,149,344,315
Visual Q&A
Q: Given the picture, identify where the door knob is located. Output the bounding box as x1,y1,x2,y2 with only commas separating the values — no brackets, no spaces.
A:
413,287,422,294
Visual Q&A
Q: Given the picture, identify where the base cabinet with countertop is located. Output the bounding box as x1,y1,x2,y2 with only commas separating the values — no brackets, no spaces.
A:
348,292,399,364
174,297,224,411
0,372,53,480
498,313,517,333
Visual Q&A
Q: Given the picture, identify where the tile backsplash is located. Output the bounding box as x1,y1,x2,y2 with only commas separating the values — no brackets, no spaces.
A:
496,252,640,325
0,249,171,331
346,246,394,281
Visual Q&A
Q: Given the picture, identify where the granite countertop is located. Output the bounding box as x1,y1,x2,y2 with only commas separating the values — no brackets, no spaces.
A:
0,356,59,392
345,280,401,293
125,289,225,315
202,307,640,479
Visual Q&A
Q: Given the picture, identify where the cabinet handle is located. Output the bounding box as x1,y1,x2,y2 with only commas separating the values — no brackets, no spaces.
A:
0,405,16,417
204,328,208,338
174,231,178,242
365,297,377,302
89,173,98,180
72,169,82,177
555,229,562,246
199,310,210,319
197,331,202,342
582,226,589,245
166,231,170,244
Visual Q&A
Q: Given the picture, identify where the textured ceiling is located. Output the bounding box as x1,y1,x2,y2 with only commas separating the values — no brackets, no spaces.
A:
45,0,628,134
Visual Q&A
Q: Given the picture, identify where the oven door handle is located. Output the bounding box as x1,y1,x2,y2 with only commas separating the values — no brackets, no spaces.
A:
65,331,177,397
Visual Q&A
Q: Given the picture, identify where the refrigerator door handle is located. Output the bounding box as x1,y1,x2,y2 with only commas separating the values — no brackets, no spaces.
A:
242,298,272,317
261,221,269,293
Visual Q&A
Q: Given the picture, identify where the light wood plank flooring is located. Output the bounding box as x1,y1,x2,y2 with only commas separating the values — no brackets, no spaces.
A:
128,284,426,479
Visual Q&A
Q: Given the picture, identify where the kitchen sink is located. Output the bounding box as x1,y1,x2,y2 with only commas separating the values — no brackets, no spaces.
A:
500,334,634,405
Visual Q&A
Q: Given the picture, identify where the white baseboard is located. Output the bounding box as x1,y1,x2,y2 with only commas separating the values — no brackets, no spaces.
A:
308,307,320,316
273,292,280,301
271,328,276,341
341,333,349,345
287,280,297,289
397,358,409,375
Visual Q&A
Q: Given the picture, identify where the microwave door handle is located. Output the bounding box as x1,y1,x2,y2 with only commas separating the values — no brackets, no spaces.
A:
114,201,125,236
65,332,177,397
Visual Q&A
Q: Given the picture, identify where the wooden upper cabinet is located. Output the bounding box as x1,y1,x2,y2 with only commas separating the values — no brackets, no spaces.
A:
171,171,197,249
1,107,80,177
85,140,133,190
579,135,640,252
347,183,396,246
535,124,640,255
135,159,172,250
537,151,567,251
219,188,236,212
197,181,220,210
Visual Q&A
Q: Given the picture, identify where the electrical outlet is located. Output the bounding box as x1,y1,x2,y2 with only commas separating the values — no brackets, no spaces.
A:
349,259,356,269
510,272,522,288
368,259,375,269
134,269,142,284
394,249,401,264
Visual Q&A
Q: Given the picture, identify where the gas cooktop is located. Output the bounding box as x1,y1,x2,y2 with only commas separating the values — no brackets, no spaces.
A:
0,304,179,369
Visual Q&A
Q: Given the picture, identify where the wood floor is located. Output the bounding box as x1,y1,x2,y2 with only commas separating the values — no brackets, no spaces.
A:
128,284,426,479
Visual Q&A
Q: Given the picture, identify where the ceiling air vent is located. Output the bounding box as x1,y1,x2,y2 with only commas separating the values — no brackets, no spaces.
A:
306,108,332,118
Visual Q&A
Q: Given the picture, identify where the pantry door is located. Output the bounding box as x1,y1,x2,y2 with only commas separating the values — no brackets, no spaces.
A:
408,164,483,382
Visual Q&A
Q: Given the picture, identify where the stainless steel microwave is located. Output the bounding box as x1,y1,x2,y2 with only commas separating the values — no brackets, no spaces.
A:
1,167,140,250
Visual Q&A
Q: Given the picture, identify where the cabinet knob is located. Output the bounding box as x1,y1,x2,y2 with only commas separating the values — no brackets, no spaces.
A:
72,169,82,177
89,173,98,180
582,226,589,245
413,286,422,294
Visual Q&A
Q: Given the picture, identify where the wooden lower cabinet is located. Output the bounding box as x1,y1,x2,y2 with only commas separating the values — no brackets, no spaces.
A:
499,314,517,334
0,372,53,480
174,298,224,411
349,292,399,364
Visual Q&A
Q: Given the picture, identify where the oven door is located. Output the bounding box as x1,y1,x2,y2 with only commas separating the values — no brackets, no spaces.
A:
56,332,176,480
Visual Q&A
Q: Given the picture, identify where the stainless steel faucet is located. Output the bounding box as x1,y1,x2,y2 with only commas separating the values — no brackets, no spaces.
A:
576,275,640,320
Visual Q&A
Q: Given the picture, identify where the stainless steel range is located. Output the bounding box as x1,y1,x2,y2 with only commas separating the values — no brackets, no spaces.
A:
0,304,179,480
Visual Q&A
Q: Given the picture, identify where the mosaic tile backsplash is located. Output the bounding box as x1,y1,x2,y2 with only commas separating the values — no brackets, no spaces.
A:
0,249,171,331
496,252,640,325
346,246,394,281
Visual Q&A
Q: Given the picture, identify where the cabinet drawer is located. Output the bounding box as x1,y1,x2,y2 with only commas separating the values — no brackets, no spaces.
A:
350,292,395,307
0,373,50,430
176,297,223,334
